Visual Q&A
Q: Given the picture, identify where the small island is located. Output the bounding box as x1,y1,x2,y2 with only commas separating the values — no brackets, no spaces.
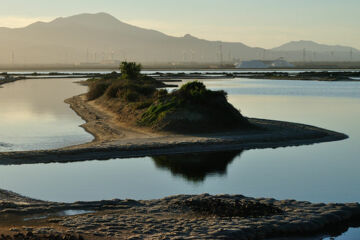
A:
86,62,252,134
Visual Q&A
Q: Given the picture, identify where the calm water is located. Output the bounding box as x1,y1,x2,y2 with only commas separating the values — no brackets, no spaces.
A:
0,77,359,239
0,78,93,151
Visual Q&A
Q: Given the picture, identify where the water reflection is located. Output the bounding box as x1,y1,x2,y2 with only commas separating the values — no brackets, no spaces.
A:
0,78,93,151
269,219,360,240
152,151,242,183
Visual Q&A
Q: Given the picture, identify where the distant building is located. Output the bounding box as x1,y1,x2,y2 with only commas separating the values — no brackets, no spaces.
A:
235,58,294,68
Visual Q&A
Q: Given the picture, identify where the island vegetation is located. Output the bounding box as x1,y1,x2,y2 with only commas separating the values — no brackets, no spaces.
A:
0,72,24,86
86,62,252,133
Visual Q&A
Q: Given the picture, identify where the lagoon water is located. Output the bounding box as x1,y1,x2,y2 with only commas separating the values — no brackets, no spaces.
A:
0,78,93,151
0,76,360,238
0,78,359,202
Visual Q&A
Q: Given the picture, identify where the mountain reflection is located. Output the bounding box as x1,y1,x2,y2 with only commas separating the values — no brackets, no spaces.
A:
151,151,243,183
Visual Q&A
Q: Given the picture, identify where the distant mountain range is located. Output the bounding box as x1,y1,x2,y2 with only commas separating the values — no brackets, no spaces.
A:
0,13,358,65
273,40,358,52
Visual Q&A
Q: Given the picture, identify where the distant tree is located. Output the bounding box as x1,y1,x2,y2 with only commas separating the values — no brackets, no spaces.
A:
120,62,142,80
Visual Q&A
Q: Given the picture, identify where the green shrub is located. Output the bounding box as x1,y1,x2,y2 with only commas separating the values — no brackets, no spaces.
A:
138,80,251,132
105,81,156,101
154,89,168,100
103,71,121,80
120,62,142,80
175,81,227,104
87,82,110,100
135,100,153,109
105,82,121,98
135,84,156,96
138,100,177,126
179,81,207,97
123,89,140,102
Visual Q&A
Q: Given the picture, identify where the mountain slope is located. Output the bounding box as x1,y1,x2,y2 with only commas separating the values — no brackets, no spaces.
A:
0,13,261,65
272,40,359,53
270,40,359,62
0,13,358,65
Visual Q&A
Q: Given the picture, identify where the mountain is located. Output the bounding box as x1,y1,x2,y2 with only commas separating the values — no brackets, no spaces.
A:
271,40,359,62
0,13,263,65
273,40,359,53
0,13,358,65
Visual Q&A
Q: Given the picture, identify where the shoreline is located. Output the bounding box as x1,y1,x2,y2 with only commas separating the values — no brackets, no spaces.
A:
153,71,360,82
0,190,359,239
0,93,348,165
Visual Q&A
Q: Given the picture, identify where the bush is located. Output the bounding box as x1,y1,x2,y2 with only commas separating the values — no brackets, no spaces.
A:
154,89,168,100
138,100,177,126
175,81,227,104
87,81,110,100
123,89,140,102
135,100,153,109
138,80,251,132
105,82,156,100
86,62,166,102
105,82,122,98
120,62,142,80
101,71,121,80
179,81,207,97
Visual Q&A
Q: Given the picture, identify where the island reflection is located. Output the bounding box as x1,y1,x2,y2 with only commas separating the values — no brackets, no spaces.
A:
151,151,243,183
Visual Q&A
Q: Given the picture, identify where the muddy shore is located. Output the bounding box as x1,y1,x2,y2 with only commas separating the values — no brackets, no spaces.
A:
1,190,360,240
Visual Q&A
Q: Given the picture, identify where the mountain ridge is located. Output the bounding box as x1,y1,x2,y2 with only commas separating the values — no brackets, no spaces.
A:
272,40,359,52
0,13,358,64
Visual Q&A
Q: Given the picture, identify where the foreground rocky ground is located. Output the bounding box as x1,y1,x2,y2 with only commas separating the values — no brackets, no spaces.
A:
0,233,84,240
1,191,360,240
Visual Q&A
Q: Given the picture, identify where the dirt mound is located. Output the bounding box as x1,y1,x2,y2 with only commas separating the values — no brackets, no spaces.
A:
172,197,282,217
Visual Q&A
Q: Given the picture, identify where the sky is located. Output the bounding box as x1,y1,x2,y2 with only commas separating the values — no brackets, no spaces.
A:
1,0,359,49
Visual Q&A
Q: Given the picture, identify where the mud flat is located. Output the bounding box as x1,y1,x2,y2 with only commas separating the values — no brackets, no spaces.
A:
0,190,360,240
0,94,348,165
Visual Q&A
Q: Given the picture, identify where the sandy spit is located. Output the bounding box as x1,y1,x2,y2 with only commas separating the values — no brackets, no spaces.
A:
0,94,347,165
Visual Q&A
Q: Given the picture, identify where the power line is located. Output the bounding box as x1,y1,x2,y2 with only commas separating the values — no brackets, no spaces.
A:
303,48,306,62
219,44,223,65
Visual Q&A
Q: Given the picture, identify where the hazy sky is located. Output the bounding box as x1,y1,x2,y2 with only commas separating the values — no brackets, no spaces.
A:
1,0,359,49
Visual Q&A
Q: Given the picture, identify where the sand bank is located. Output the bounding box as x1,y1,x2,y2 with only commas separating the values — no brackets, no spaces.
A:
0,94,347,165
